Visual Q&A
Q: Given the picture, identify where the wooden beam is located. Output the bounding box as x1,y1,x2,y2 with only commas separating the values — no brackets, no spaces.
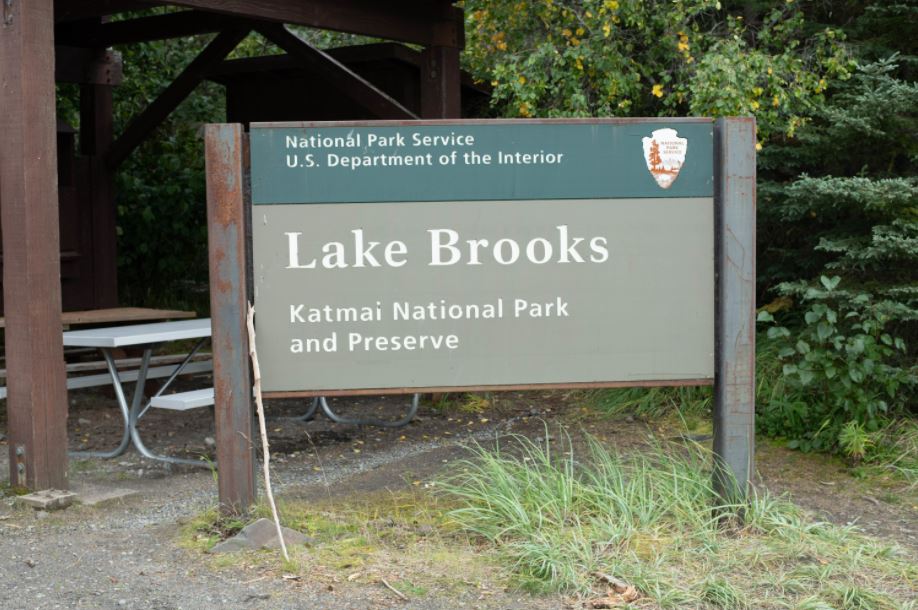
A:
205,124,256,514
256,24,418,120
55,46,123,85
56,10,242,47
205,44,421,81
420,45,461,118
1,0,70,489
106,29,249,170
53,0,157,23
169,0,463,47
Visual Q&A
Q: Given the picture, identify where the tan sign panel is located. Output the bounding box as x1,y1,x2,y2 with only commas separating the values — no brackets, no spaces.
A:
252,198,714,392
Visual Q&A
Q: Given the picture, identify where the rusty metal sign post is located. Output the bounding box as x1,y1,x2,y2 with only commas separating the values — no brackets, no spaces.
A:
205,118,755,513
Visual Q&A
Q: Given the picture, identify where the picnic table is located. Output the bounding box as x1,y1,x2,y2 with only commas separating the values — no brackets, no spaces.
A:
62,318,212,466
0,306,196,329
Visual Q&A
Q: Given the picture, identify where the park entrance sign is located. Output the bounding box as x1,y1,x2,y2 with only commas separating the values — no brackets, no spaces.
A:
204,118,756,511
249,121,715,392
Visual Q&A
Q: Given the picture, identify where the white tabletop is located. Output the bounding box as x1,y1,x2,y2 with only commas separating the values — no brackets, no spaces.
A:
62,318,212,348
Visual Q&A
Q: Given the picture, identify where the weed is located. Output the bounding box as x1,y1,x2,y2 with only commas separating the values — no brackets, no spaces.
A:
459,393,492,414
178,507,248,552
2,483,30,497
699,575,749,609
840,421,875,463
866,421,918,486
392,580,428,596
830,584,898,610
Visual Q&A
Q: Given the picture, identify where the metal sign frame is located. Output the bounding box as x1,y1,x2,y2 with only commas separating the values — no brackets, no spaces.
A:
204,118,755,512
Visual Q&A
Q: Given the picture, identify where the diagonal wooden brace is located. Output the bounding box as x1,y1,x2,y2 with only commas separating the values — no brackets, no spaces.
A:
256,23,418,120
106,28,251,170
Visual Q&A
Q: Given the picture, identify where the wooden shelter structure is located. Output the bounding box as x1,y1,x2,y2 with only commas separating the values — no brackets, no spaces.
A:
0,0,464,494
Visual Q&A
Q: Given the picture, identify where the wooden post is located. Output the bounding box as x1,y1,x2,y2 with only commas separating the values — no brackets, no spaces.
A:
81,82,119,307
205,124,256,513
0,0,69,489
713,117,757,502
420,45,461,119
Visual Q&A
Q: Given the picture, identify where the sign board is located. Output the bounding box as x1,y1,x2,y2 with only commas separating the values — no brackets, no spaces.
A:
249,120,715,393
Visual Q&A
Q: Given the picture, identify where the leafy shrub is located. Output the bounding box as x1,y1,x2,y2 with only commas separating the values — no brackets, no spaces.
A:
757,277,916,454
463,0,851,140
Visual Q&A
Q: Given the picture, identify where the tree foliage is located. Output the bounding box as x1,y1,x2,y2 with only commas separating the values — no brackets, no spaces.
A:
759,57,918,328
462,0,852,141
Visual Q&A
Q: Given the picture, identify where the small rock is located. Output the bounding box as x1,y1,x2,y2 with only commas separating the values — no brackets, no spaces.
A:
209,518,314,554
77,418,92,426
204,437,216,447
24,558,36,568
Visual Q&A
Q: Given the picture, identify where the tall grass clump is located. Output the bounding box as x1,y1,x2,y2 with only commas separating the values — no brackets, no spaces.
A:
584,386,712,420
440,434,917,607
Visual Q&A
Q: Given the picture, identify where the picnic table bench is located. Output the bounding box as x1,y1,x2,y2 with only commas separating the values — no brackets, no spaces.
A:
149,389,419,429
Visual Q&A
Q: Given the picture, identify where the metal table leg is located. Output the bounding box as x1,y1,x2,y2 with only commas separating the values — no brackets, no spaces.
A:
319,394,419,428
130,339,210,467
69,348,133,459
292,397,320,421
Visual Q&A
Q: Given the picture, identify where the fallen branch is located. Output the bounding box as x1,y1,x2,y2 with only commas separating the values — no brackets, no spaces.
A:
380,578,409,602
247,303,289,562
593,571,639,602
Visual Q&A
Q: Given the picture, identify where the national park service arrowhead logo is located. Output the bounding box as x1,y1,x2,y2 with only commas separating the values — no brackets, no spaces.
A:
641,128,688,189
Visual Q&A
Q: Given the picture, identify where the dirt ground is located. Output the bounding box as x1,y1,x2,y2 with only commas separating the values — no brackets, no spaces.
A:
0,384,916,609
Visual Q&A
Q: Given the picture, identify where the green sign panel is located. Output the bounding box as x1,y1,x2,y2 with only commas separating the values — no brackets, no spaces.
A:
251,121,714,204
250,120,715,392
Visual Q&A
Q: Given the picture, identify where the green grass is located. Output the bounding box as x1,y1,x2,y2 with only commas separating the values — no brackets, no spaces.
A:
863,421,918,486
438,433,918,607
581,385,712,420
